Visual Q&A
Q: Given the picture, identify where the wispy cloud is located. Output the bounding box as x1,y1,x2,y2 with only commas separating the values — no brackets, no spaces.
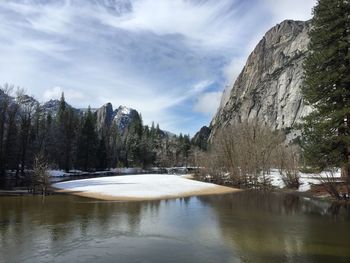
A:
0,0,316,135
194,91,222,115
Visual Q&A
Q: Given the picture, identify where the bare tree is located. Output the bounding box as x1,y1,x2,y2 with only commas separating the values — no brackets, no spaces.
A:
318,169,350,201
203,120,285,189
32,153,49,195
276,144,301,189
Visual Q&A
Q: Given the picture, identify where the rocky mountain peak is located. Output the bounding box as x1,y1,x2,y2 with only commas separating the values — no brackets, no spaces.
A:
96,102,114,132
94,103,140,134
210,20,313,141
113,105,139,133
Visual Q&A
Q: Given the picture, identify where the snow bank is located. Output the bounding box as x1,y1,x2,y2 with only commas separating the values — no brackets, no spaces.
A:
52,174,237,200
49,170,69,177
268,169,341,192
109,167,146,174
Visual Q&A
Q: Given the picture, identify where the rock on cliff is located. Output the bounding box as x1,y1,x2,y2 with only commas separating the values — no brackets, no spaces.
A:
95,104,140,134
210,20,313,141
112,105,140,134
192,126,211,150
96,103,114,132
42,99,79,116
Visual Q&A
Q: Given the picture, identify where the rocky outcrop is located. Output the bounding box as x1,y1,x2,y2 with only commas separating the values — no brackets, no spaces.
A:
94,104,141,134
112,105,140,134
42,99,76,116
210,20,313,141
43,100,140,135
96,103,114,132
192,126,211,150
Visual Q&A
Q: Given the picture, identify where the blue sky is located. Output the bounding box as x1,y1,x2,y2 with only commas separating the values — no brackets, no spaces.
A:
0,0,315,135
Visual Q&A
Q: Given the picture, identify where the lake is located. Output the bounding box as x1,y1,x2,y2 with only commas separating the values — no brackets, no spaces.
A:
1,191,350,263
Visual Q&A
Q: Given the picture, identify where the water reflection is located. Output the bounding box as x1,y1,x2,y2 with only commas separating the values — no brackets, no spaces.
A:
0,192,350,263
198,191,350,263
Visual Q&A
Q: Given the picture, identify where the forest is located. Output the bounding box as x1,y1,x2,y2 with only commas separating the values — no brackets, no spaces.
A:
0,86,193,185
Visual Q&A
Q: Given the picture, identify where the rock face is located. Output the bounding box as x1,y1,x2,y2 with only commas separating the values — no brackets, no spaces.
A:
113,105,140,134
42,99,74,116
42,99,140,135
95,104,140,134
210,20,312,141
192,126,211,150
96,103,114,132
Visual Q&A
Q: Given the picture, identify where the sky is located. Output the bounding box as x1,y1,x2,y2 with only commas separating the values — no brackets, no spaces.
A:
0,0,316,135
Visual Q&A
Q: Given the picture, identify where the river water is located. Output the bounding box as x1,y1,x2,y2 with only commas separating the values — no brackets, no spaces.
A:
0,191,350,263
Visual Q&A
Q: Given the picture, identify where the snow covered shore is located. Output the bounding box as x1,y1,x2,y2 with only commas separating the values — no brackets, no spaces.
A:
269,169,341,192
52,174,238,201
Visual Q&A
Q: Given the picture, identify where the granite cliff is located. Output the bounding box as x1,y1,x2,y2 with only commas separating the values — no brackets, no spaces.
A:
209,20,312,141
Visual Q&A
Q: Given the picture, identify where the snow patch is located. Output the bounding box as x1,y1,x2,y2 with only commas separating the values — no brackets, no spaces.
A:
268,169,341,192
120,106,131,115
52,174,228,199
49,170,69,177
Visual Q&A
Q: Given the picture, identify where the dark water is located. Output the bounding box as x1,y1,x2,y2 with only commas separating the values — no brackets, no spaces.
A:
0,191,350,263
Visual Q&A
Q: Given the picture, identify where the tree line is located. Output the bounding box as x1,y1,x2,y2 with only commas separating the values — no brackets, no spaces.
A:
0,86,192,184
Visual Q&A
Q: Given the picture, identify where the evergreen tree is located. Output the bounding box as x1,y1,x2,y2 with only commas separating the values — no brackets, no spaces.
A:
44,112,57,165
77,107,98,171
181,134,191,167
125,114,143,166
57,93,78,172
301,0,350,177
107,124,121,167
97,137,108,170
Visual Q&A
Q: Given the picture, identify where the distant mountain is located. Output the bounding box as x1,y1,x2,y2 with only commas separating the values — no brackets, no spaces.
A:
42,99,80,116
95,103,140,134
1,91,173,138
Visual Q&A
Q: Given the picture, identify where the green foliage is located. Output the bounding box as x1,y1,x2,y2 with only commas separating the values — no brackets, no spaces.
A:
57,93,79,172
77,107,98,171
301,0,350,175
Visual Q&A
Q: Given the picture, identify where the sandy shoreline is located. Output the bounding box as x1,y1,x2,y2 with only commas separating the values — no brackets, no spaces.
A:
53,174,240,201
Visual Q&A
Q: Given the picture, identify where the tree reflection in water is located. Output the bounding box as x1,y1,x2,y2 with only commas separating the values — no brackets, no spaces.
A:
197,191,350,263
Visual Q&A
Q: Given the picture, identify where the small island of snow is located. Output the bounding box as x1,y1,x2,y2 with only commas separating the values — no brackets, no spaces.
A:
53,174,238,201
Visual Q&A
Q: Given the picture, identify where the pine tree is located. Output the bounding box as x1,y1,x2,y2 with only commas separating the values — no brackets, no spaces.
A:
77,107,98,171
97,137,108,170
44,112,57,165
125,114,143,166
301,0,350,177
57,93,78,172
58,92,66,122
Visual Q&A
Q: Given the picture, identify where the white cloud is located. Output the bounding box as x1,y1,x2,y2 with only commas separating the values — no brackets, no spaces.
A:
193,91,222,115
102,0,239,50
263,0,315,22
223,57,247,85
43,86,86,102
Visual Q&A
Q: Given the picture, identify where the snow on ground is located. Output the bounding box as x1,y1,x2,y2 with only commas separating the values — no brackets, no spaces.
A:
49,168,146,177
52,174,237,200
109,167,146,174
268,169,341,192
49,170,69,177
